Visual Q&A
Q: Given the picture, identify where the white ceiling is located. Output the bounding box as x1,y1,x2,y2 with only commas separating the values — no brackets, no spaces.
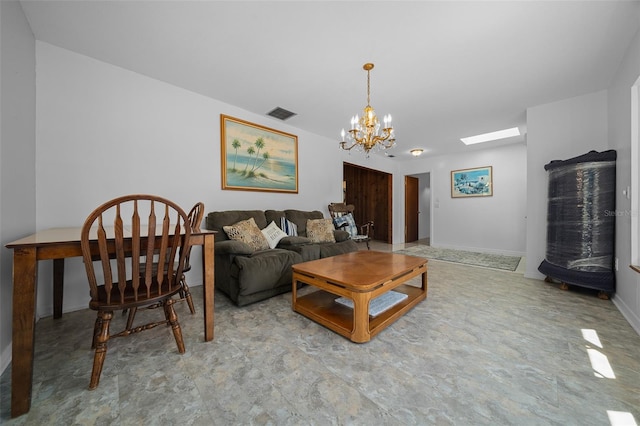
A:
19,0,640,159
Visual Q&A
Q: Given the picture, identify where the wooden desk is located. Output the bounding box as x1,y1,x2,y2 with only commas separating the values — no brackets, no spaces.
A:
292,251,427,343
5,227,216,418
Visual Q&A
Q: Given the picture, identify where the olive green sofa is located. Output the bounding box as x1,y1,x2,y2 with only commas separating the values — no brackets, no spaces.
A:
206,209,358,306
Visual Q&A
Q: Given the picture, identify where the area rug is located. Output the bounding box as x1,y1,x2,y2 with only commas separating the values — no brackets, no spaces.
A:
394,245,522,271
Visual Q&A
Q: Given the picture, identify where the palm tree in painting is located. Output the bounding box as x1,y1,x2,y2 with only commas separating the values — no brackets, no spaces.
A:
231,139,241,171
243,146,255,174
251,137,265,172
254,151,270,173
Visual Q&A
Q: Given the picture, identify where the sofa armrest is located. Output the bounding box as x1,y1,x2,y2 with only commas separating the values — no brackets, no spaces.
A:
333,229,350,242
277,236,312,247
215,240,254,255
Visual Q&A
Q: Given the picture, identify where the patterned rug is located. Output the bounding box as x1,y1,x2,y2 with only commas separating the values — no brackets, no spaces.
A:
394,245,522,271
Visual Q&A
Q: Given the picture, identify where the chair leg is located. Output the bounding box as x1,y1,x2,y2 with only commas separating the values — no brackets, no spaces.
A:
90,310,112,390
125,307,137,330
164,299,185,354
180,274,196,314
92,315,103,349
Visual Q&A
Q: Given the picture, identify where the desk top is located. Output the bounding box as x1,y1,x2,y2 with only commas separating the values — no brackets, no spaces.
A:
292,250,427,290
6,227,216,249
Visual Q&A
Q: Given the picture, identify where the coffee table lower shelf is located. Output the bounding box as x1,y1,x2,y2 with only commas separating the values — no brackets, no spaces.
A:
294,284,425,343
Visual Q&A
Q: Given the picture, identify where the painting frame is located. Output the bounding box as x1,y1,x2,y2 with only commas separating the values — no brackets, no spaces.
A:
451,166,493,198
221,114,298,193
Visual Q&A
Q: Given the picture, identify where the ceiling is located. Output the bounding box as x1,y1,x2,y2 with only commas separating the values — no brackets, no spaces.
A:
19,0,640,160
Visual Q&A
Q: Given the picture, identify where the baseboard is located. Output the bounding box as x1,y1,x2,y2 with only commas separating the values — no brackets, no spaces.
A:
36,302,88,319
431,243,525,258
612,295,640,337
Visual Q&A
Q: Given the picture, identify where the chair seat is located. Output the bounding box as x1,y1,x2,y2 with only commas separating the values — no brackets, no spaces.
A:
91,278,182,311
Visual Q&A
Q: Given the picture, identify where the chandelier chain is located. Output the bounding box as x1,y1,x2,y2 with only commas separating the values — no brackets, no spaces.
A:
367,68,371,106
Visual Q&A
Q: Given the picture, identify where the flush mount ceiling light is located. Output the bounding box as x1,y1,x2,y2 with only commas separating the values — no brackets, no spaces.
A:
410,149,424,157
339,63,396,156
461,127,520,145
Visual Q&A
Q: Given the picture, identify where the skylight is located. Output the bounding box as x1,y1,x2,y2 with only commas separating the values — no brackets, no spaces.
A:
461,127,521,145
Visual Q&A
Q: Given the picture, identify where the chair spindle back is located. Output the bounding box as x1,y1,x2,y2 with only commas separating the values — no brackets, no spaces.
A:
81,195,191,306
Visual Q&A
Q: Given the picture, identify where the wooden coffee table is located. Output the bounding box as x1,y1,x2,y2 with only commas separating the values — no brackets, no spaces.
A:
292,251,427,343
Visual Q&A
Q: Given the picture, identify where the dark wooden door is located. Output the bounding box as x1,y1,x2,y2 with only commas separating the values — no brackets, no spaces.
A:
405,176,419,243
343,163,392,243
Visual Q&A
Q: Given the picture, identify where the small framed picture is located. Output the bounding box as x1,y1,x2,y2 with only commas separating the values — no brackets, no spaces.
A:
451,166,493,198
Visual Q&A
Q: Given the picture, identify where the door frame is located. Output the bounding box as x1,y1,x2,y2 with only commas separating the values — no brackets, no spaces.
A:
405,172,432,244
343,162,393,244
404,175,419,243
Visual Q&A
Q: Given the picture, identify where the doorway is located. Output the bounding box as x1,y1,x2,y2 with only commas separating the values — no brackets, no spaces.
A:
343,163,393,243
405,172,431,244
405,176,419,243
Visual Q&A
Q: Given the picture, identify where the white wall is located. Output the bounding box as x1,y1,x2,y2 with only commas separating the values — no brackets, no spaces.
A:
525,91,609,280
608,26,640,334
0,0,36,376
34,42,352,316
396,143,527,256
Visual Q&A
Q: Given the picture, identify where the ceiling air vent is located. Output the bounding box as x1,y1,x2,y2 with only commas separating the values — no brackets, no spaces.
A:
267,107,297,121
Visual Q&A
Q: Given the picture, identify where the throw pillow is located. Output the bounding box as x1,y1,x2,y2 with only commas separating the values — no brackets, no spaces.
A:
280,217,298,236
306,218,336,243
223,217,270,251
261,221,288,249
332,213,358,238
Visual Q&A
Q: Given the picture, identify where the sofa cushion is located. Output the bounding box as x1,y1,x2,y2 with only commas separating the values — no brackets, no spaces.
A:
277,235,311,246
261,221,288,249
233,249,302,297
214,239,254,255
284,209,324,236
264,210,285,225
207,210,268,241
306,218,336,243
223,217,270,251
286,243,321,262
320,240,359,257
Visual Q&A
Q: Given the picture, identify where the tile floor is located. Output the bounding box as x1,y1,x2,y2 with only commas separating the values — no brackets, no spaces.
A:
1,240,639,425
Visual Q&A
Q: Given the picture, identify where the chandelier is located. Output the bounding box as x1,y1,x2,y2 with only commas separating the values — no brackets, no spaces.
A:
339,63,395,155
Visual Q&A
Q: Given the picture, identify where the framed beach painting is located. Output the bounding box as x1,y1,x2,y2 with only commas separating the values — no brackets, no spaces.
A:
221,115,298,193
451,166,493,198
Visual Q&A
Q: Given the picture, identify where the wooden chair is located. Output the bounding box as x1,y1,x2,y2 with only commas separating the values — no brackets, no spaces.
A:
80,194,191,390
177,202,204,312
135,201,204,317
328,203,374,249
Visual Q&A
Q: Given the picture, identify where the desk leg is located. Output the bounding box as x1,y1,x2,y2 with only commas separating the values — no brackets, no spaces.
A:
53,259,64,319
422,268,428,295
291,273,298,310
11,248,37,417
351,292,372,343
202,234,215,341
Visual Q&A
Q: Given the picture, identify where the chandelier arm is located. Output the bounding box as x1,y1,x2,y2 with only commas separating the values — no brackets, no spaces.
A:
339,141,360,151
